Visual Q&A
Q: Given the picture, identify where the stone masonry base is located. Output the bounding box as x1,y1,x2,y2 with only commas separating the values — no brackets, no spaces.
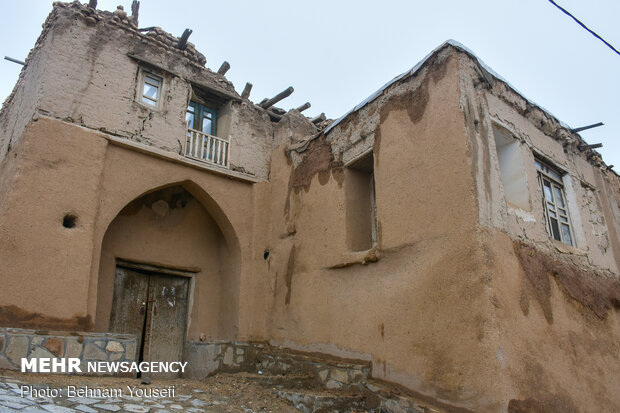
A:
0,328,136,374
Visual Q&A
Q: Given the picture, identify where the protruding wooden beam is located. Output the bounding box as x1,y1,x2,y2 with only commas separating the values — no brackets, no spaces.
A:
266,110,283,121
177,29,192,50
579,142,603,151
571,122,603,133
217,61,230,75
241,83,253,99
311,113,326,124
4,56,25,66
296,102,311,113
88,0,97,8
259,87,294,109
131,0,140,26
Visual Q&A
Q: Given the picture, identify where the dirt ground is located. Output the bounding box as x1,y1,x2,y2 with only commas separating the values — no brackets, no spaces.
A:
0,369,298,412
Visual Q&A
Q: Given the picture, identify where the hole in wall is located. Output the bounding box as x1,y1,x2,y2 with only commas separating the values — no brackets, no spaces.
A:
62,214,77,229
263,250,270,260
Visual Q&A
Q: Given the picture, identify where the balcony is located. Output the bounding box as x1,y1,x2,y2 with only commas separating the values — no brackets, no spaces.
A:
185,129,230,168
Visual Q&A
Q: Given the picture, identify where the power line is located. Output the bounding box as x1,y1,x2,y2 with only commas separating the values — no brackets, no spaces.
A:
546,0,619,56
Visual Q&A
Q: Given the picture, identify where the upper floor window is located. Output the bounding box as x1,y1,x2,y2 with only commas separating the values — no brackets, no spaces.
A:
185,100,229,167
492,124,529,210
140,71,162,107
345,151,377,252
186,101,217,136
535,158,573,246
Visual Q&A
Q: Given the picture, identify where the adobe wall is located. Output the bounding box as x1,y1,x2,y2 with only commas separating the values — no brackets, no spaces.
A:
0,3,53,165
458,53,620,411
0,2,275,180
459,54,620,274
95,185,236,340
0,117,258,345
251,49,506,411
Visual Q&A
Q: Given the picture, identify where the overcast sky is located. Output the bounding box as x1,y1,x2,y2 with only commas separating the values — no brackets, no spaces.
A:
1,0,618,169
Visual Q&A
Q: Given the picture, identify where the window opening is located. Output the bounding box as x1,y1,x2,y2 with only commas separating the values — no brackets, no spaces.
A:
141,72,162,107
186,101,217,136
535,158,573,246
345,152,377,251
492,125,529,210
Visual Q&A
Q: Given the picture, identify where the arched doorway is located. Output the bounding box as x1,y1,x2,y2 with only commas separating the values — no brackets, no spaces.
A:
94,183,238,376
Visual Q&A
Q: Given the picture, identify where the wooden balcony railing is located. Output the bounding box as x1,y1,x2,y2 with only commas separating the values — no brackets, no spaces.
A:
185,129,230,168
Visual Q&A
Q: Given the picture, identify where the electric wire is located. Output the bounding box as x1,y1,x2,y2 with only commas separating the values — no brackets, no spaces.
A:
547,0,619,56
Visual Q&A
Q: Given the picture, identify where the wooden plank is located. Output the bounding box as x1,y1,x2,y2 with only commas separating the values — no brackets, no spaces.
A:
259,87,294,109
144,275,190,378
296,102,311,112
217,61,230,75
109,267,149,362
241,82,253,99
177,29,192,50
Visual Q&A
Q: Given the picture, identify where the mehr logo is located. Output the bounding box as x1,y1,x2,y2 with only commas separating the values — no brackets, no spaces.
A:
21,358,188,374
21,358,82,373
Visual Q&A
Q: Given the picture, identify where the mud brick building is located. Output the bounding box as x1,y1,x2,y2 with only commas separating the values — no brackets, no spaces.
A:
0,2,619,412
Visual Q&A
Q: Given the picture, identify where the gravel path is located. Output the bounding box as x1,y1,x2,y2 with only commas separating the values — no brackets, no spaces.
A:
0,371,296,413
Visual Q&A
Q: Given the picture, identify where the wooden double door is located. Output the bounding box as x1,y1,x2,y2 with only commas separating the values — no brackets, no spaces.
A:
109,266,190,378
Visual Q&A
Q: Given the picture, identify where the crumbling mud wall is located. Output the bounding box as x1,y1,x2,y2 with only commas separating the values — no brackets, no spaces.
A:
513,241,619,321
0,117,257,347
459,51,620,274
457,48,620,411
480,231,620,412
0,1,307,349
1,1,275,180
254,48,509,411
0,118,109,326
0,2,55,165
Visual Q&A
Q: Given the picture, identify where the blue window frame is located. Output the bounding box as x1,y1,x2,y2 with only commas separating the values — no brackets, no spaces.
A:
186,101,217,136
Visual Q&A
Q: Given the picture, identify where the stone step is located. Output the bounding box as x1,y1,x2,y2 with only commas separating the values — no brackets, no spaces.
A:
275,388,366,413
364,379,451,413
255,347,371,391
224,372,320,390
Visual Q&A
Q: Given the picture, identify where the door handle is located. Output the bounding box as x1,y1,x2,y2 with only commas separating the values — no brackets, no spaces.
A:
139,301,146,315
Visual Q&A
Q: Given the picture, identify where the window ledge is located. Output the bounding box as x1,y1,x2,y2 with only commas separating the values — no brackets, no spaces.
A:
551,239,587,256
327,247,380,269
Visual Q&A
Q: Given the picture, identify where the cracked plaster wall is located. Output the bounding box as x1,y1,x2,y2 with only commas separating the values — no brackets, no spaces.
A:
1,2,274,180
459,54,620,274
458,52,620,412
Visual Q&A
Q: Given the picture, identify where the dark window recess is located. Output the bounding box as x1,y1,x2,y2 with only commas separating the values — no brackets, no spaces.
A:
186,101,218,136
345,152,377,252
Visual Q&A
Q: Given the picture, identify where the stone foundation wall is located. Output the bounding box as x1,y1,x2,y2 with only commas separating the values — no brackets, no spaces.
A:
256,348,371,391
183,341,264,379
183,341,371,391
0,328,136,374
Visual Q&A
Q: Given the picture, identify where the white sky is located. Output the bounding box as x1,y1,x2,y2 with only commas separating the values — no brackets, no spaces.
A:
1,0,619,170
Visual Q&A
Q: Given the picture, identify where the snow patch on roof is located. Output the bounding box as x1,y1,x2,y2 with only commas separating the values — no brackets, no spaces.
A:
324,39,571,135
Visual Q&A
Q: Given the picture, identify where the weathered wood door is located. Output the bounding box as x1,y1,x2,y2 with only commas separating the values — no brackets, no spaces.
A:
109,267,149,356
109,266,190,378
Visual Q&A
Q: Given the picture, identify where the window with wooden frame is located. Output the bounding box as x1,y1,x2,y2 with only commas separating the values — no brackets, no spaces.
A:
186,101,217,136
535,158,574,246
185,96,229,167
140,71,162,107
